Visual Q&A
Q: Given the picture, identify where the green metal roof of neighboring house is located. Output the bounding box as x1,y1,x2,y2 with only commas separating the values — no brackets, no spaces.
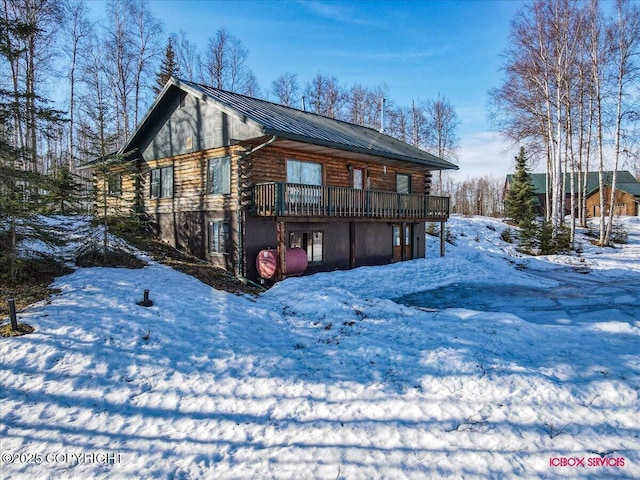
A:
121,78,457,171
506,171,639,196
616,182,640,197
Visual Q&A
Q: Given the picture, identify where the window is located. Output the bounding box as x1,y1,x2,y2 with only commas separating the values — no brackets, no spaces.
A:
150,166,173,199
396,173,411,194
107,175,121,196
208,220,229,254
287,159,322,204
393,225,401,247
353,167,365,189
290,231,323,263
287,159,322,185
207,156,231,195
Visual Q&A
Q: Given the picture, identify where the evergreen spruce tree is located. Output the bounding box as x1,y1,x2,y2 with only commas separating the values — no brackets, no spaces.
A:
154,37,180,94
538,220,554,255
0,16,65,280
47,165,85,214
505,147,537,226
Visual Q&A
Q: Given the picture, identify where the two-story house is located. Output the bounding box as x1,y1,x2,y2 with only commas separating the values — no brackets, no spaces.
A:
99,78,458,281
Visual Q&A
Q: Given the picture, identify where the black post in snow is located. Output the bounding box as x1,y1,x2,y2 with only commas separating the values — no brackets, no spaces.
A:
8,298,18,330
137,289,153,307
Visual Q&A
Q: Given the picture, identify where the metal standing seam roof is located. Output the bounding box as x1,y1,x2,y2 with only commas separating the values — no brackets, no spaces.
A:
507,171,640,196
617,182,640,197
178,79,458,171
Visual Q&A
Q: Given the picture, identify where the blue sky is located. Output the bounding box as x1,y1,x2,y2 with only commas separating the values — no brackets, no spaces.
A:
90,0,528,178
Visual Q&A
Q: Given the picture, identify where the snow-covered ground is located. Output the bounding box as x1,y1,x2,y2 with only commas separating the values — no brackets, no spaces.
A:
1,216,639,479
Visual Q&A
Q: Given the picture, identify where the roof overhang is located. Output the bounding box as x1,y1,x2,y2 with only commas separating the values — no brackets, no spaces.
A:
259,131,458,170
233,135,454,171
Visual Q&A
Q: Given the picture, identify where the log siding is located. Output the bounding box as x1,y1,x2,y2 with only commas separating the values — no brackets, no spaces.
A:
250,147,431,194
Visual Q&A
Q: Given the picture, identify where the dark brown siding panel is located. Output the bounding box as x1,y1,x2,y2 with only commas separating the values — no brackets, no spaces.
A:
151,210,236,272
245,218,423,280
287,221,350,274
150,211,203,255
354,223,393,266
245,219,353,279
174,211,206,258
244,217,278,279
151,212,177,251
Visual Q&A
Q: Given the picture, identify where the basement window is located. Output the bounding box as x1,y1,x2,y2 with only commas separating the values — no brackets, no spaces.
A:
290,231,323,263
208,220,229,254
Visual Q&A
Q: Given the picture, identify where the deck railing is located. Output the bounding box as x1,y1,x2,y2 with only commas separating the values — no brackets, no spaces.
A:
252,182,450,219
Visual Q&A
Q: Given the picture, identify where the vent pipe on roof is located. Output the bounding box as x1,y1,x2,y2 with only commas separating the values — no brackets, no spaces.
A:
301,96,306,112
380,97,385,133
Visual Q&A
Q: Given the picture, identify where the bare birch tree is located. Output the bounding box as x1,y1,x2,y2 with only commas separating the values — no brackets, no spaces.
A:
171,31,200,82
346,83,387,129
586,0,610,243
202,27,259,95
105,0,135,148
271,72,299,107
603,0,640,244
304,74,348,118
62,0,93,171
386,105,411,144
489,0,631,246
130,0,162,127
423,94,460,195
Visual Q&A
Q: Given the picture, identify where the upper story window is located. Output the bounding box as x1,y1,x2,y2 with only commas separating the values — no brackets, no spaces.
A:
150,166,173,199
207,155,231,195
353,167,365,189
396,173,411,194
287,159,322,185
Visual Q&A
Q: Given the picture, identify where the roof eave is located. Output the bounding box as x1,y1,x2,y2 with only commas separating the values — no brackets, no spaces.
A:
265,129,459,170
119,79,181,155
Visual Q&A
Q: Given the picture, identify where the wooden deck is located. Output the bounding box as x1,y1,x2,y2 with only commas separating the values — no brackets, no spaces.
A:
252,182,450,220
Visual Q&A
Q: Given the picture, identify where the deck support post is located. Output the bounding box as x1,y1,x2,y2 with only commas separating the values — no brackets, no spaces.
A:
349,222,356,268
276,220,286,280
401,221,407,261
440,221,445,257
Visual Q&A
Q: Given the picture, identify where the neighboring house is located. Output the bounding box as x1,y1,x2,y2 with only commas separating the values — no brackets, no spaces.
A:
94,78,458,281
505,171,640,218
